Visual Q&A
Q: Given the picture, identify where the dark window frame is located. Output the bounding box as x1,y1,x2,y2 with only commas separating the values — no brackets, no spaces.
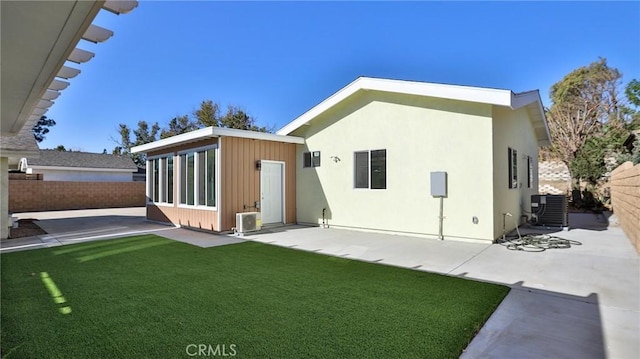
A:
354,149,386,190
303,151,321,168
508,147,518,189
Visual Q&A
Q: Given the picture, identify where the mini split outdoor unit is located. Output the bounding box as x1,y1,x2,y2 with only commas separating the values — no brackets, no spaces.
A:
531,194,569,227
236,212,261,234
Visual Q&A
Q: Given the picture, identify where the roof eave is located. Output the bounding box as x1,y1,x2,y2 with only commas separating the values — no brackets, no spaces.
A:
276,77,514,136
511,90,552,147
28,165,136,172
132,127,304,154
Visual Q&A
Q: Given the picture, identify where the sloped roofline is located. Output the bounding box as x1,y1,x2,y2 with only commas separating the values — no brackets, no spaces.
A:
276,77,551,146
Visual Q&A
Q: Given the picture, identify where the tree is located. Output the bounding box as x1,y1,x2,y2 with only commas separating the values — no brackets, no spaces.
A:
160,115,198,139
220,105,267,132
625,79,640,108
194,100,220,127
622,79,640,130
54,145,67,151
133,120,160,146
32,116,56,142
570,124,628,185
113,121,160,167
545,58,623,177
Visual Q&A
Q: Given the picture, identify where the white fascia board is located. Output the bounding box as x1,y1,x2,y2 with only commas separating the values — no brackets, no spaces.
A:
132,127,304,154
29,166,135,173
131,127,216,153
211,127,304,144
363,77,512,107
511,90,552,146
276,77,514,135
510,90,539,110
277,77,364,135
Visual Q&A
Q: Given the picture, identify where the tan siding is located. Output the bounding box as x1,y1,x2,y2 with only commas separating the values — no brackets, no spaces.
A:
218,136,297,231
147,204,218,231
147,136,296,232
147,139,220,231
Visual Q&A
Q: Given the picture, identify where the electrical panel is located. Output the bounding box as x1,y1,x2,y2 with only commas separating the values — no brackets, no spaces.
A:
430,172,447,197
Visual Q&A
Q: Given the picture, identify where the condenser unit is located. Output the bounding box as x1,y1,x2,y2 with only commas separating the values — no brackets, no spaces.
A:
236,212,261,234
531,195,569,227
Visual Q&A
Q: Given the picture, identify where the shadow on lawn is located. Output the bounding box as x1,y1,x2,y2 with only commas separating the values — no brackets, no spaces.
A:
52,235,171,262
457,278,605,359
35,214,173,242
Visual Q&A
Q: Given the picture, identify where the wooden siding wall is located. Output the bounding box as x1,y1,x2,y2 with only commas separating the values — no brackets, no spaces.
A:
147,138,219,231
147,204,218,232
220,137,297,230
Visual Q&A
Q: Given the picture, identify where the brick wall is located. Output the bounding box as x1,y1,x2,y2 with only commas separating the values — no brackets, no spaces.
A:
610,161,640,254
9,180,146,212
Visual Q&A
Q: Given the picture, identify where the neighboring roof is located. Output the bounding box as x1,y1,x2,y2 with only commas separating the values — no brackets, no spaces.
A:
276,77,551,146
26,150,138,171
0,127,40,159
131,127,305,154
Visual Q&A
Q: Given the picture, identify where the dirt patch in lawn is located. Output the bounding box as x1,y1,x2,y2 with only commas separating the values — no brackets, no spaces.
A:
8,219,47,239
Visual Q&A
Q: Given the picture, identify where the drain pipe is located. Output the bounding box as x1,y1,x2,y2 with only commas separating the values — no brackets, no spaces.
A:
438,197,444,240
502,213,508,241
322,208,328,228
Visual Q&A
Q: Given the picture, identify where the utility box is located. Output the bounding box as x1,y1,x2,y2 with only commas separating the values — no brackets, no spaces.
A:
430,171,447,197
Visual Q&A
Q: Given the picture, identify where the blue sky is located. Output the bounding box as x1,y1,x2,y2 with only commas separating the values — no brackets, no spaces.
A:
42,1,640,153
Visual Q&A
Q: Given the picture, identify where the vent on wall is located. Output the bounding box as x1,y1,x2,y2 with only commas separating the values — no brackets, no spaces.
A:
531,195,569,227
236,212,261,234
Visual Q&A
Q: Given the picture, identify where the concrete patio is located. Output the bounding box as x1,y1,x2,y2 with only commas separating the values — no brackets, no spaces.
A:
1,208,638,358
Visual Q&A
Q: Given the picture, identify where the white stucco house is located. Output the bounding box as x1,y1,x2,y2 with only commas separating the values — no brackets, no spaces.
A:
21,150,138,182
277,77,551,242
134,76,551,243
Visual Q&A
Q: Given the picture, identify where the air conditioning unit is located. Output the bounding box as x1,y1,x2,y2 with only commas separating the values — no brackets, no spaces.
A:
531,195,568,227
236,212,261,234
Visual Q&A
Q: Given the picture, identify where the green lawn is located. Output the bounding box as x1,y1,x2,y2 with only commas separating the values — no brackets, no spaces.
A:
1,235,508,358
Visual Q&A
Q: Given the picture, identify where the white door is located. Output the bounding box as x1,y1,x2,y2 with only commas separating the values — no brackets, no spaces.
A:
260,161,283,224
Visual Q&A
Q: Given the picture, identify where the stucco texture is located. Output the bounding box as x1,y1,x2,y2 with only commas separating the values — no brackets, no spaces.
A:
293,90,498,241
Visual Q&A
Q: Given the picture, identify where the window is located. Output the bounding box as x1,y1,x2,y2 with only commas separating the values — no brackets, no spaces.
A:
186,153,195,205
303,151,321,168
179,147,216,207
152,158,160,202
206,149,216,206
508,148,518,189
354,149,387,189
354,151,369,188
148,155,174,204
166,156,173,203
527,156,533,189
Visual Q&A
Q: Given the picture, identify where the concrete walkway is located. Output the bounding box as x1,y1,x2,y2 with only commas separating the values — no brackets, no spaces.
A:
243,214,639,359
1,209,638,358
1,208,244,252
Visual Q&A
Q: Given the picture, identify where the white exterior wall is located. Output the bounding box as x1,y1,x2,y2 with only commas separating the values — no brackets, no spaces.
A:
293,90,496,241
34,168,133,182
491,106,540,239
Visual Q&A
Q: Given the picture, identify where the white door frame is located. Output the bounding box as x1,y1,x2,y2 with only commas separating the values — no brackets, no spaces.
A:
260,160,286,224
